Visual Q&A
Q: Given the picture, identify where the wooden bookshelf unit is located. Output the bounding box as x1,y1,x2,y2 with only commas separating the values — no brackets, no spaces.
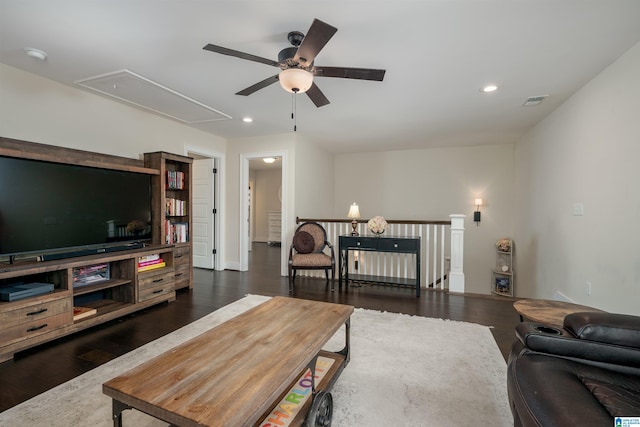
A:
144,152,193,290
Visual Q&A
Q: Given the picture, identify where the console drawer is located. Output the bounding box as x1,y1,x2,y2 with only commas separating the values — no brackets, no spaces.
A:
0,295,72,329
341,237,378,250
174,263,190,290
173,246,191,266
378,238,419,252
139,281,175,303
0,312,72,347
138,270,175,302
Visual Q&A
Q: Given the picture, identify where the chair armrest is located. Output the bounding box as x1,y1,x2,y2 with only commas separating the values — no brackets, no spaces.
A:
516,321,640,369
564,312,640,349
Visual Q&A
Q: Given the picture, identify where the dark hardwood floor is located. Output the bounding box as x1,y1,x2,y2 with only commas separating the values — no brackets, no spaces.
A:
0,243,520,412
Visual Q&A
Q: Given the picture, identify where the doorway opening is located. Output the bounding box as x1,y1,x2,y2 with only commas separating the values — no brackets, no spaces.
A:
240,151,287,275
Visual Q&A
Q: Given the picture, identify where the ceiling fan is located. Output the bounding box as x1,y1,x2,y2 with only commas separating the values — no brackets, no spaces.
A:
203,18,386,107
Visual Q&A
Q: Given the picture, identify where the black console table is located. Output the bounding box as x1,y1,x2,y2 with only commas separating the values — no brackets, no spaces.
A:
338,235,421,297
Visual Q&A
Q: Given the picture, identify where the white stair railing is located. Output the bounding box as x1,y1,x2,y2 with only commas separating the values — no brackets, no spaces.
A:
294,215,465,292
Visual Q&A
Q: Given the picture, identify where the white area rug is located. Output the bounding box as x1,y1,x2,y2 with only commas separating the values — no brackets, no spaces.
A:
0,295,512,426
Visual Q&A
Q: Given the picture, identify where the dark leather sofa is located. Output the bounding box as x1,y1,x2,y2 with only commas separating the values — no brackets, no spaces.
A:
507,311,640,426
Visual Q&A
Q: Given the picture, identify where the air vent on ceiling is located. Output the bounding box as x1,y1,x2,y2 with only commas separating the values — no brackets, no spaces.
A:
522,95,548,107
75,69,231,124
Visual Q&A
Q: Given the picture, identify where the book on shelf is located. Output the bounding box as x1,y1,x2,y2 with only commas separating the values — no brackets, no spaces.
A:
166,170,185,190
164,220,188,245
165,198,186,216
138,261,166,272
138,258,164,268
138,254,160,263
73,306,97,321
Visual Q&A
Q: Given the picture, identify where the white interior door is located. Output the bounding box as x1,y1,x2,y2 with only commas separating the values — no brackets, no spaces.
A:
192,158,215,269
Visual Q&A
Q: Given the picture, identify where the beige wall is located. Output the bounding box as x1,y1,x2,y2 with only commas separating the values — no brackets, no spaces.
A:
294,135,335,219
514,41,640,314
0,63,225,158
333,145,515,295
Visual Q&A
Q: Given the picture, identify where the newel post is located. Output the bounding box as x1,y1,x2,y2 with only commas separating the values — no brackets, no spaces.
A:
449,214,466,293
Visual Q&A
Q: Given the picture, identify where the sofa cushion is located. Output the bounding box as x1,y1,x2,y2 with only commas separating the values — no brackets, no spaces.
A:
293,231,315,254
508,352,640,426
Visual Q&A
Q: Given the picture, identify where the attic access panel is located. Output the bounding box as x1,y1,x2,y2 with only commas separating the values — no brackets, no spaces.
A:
75,69,231,124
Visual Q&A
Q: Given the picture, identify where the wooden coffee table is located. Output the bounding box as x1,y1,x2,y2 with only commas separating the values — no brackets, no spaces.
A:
513,299,605,327
103,297,353,427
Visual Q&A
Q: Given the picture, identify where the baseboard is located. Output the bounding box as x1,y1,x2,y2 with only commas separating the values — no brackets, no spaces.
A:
225,261,241,271
552,291,575,303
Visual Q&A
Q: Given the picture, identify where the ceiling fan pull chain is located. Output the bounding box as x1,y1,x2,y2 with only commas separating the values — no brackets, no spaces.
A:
292,90,298,132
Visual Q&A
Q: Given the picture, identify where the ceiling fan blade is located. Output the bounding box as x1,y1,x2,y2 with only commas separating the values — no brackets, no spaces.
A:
293,19,338,67
314,66,386,81
306,82,330,107
203,44,279,68
236,75,280,96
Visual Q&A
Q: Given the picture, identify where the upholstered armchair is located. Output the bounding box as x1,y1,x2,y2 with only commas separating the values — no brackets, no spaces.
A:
288,222,336,292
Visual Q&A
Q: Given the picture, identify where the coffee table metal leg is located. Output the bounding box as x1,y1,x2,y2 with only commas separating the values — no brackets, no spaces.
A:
336,317,351,365
112,399,131,427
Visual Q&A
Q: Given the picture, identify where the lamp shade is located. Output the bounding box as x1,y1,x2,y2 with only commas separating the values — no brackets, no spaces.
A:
279,68,313,93
474,198,483,207
347,203,361,219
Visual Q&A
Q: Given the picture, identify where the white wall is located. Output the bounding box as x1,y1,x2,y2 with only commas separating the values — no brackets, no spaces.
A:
514,41,640,314
0,64,225,158
334,145,515,295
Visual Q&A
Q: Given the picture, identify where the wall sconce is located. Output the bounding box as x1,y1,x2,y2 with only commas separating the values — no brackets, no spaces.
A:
347,203,361,236
474,198,483,226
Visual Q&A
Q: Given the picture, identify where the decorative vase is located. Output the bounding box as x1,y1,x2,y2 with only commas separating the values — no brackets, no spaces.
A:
367,215,388,236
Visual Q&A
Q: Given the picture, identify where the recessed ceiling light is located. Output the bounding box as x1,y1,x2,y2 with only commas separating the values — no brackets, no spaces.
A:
242,117,253,123
263,157,276,164
481,84,498,93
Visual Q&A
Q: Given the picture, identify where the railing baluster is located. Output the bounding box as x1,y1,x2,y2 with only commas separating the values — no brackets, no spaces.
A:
440,224,446,290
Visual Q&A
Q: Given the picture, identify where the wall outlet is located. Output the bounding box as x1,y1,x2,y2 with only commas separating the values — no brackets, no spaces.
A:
573,202,584,216
586,281,592,295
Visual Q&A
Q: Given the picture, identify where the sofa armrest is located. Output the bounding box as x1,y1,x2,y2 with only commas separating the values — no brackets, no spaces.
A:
564,312,640,349
515,321,640,370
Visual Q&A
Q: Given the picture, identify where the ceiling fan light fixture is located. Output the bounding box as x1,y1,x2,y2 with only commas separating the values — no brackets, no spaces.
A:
279,68,313,94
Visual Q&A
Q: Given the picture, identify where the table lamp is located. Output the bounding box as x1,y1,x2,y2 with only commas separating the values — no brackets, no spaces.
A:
347,203,361,236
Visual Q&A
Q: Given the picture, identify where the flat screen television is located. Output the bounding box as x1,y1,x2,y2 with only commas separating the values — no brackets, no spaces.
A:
0,155,152,260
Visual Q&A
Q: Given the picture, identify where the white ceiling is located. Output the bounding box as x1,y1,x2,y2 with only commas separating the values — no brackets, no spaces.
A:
2,0,640,154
